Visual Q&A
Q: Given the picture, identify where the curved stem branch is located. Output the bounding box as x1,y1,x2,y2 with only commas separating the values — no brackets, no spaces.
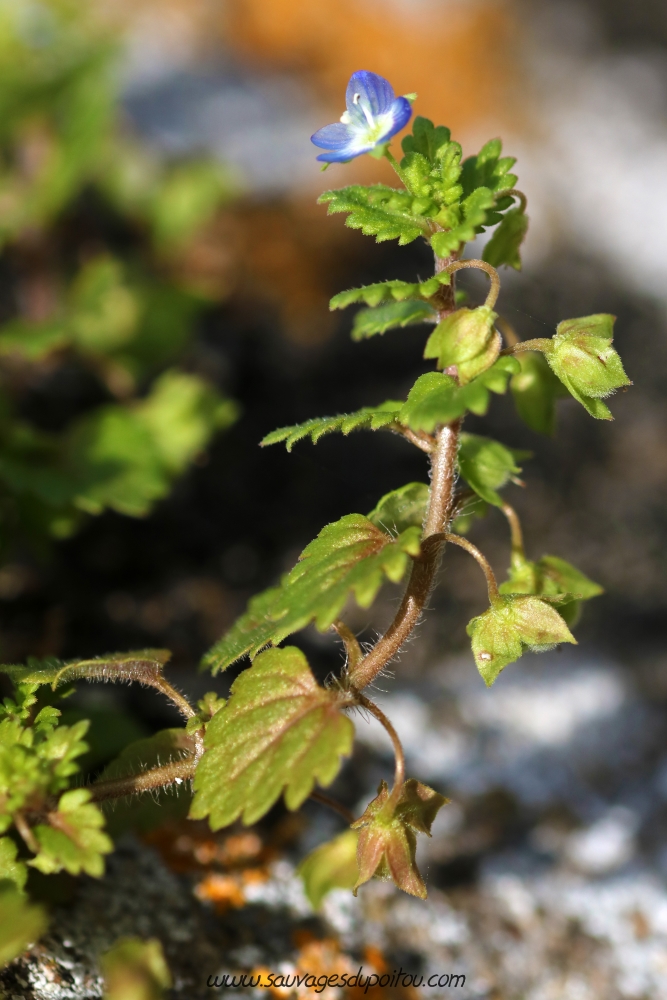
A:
496,188,528,213
439,259,501,310
501,503,525,562
355,691,405,810
445,532,500,604
331,620,362,672
151,676,197,721
310,789,356,826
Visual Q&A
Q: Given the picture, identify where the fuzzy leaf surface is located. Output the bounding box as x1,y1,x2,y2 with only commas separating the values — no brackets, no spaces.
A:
351,300,436,341
467,596,576,685
318,186,429,245
298,829,359,909
367,482,429,534
500,555,603,628
203,516,421,673
352,779,447,898
430,187,495,258
483,207,528,270
261,403,402,452
544,314,630,419
191,647,354,827
457,433,524,506
1,649,172,692
330,273,450,310
460,138,518,198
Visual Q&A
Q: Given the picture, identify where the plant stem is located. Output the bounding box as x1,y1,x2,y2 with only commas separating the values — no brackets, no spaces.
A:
501,337,551,356
440,259,501,309
331,619,362,672
355,691,405,810
496,188,528,213
90,757,197,803
445,532,500,604
348,419,460,690
310,789,356,825
501,502,526,562
384,148,412,191
151,676,197,721
14,811,39,853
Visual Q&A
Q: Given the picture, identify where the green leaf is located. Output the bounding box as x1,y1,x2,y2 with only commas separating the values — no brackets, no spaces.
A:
298,829,359,909
483,207,529,270
510,351,564,435
401,118,453,164
191,647,354,828
101,937,171,1000
460,138,518,197
0,836,27,892
398,372,462,431
351,779,447,899
69,256,140,354
424,305,500,382
318,185,430,245
0,649,172,690
544,314,631,419
499,554,603,628
367,482,429,534
0,318,70,360
351,300,436,340
203,516,421,673
330,273,450,310
260,402,402,452
30,788,112,877
136,370,238,476
148,160,233,249
467,595,576,685
0,887,46,968
430,187,496,258
65,407,170,517
457,433,523,506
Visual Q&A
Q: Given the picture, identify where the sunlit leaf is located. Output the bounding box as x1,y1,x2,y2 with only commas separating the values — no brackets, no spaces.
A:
298,829,359,909
192,647,354,827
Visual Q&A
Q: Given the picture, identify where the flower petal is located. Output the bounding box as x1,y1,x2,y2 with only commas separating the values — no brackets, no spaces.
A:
346,71,396,117
311,122,356,150
378,96,413,142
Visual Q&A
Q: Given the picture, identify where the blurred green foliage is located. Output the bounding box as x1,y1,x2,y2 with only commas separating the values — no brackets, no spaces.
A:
0,0,238,557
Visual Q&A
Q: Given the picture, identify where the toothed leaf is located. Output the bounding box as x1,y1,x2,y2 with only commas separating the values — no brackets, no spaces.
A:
457,433,524,506
204,515,421,673
30,788,112,877
467,595,576,685
318,186,430,245
483,206,529,270
191,647,354,827
367,482,429,534
351,300,436,341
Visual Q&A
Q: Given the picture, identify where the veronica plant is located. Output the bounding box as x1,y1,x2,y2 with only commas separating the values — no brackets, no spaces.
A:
0,72,629,947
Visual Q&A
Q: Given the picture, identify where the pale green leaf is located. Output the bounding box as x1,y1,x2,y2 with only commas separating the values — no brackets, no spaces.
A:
260,402,402,452
367,482,429,534
30,788,112,877
483,207,529,270
457,433,523,506
318,185,430,245
298,829,359,909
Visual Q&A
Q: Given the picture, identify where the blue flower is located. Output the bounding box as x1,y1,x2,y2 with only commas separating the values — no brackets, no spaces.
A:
311,70,412,164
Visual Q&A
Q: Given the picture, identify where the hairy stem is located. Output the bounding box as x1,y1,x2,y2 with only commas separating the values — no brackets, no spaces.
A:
496,188,528,214
331,619,362,672
501,337,551,356
501,503,526,562
440,259,501,310
90,757,197,804
391,423,434,453
349,420,460,690
310,789,356,826
355,691,405,810
14,811,39,854
445,532,500,604
150,676,197,721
